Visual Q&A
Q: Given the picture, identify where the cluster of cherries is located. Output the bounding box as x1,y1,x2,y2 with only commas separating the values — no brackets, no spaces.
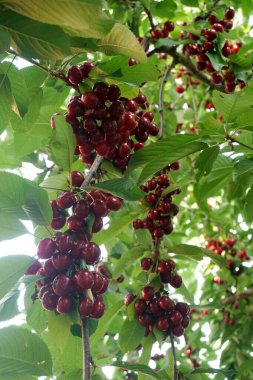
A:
65,62,159,171
124,255,189,338
132,163,180,241
150,19,175,40
182,8,245,92
26,170,122,318
205,237,249,276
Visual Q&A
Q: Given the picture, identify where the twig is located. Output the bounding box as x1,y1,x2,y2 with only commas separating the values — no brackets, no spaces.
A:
147,47,226,93
82,155,104,187
81,318,91,380
142,5,155,29
170,331,178,380
228,137,253,151
158,59,177,139
221,288,253,306
7,48,81,94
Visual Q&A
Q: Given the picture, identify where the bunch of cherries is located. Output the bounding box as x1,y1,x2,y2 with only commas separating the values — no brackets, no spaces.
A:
65,62,159,172
182,8,245,92
28,170,122,318
124,258,190,338
150,19,175,40
132,163,181,241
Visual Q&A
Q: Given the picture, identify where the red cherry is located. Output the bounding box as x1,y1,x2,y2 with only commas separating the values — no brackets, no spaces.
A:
51,215,66,230
141,258,153,271
73,200,90,219
107,84,121,102
124,294,135,307
181,316,190,328
170,310,183,326
41,291,58,311
37,238,56,259
159,296,175,312
176,85,185,94
109,101,125,119
203,41,214,52
67,100,85,117
79,297,94,317
67,215,86,233
57,295,73,313
106,196,122,211
170,275,182,288
92,217,103,233
141,286,155,301
52,253,72,271
44,259,58,278
92,199,108,217
133,219,144,229
95,141,111,156
175,302,190,316
25,260,42,275
82,242,101,265
138,314,153,327
56,192,77,209
93,82,109,100
133,142,144,151
93,104,108,120
164,20,174,32
52,274,72,296
68,171,84,187
212,72,223,84
76,269,94,289
124,99,138,112
207,15,217,24
212,23,224,32
103,118,118,135
134,93,147,105
91,272,104,293
79,62,94,78
81,92,99,109
55,233,74,253
67,66,82,85
205,28,217,41
157,316,170,331
119,142,131,157
225,8,235,20
134,299,147,315
225,83,236,93
82,117,97,133
225,72,235,83
172,325,184,337
90,299,105,318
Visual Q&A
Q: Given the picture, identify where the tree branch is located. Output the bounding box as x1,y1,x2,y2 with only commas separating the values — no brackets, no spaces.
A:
169,331,178,380
142,5,155,29
221,288,253,306
228,137,253,151
158,59,177,139
82,155,103,187
147,47,226,93
81,317,91,380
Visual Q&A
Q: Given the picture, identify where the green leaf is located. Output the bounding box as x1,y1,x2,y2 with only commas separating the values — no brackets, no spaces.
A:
0,8,70,59
112,246,144,278
0,292,19,322
119,318,145,352
2,0,114,39
233,159,253,181
60,334,82,373
151,0,177,18
48,312,72,354
238,359,253,376
127,135,206,184
120,60,159,84
23,181,52,226
0,212,28,241
195,146,220,180
0,326,52,375
40,172,68,193
111,361,163,380
212,87,253,122
0,75,12,134
51,115,76,172
98,23,147,63
168,244,226,266
206,52,226,71
90,300,124,350
0,255,33,304
244,186,253,222
88,178,144,201
138,335,154,380
0,27,10,52
236,110,253,131
0,171,26,218
24,283,48,333
191,368,236,377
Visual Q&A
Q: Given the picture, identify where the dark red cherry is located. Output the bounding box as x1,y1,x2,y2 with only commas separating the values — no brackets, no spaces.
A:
124,293,136,307
76,269,94,289
212,72,223,84
148,123,159,136
41,291,58,311
159,296,175,312
57,295,73,313
92,199,108,217
67,66,82,85
55,233,74,253
181,316,190,328
82,242,101,265
92,217,103,233
170,275,182,288
81,92,99,109
175,302,190,316
138,314,153,327
73,200,90,219
93,82,109,100
79,62,94,78
225,8,235,20
141,286,155,301
106,196,122,211
157,316,170,331
68,171,84,187
93,104,108,120
90,272,104,293
37,238,56,259
124,99,138,112
164,20,174,32
82,117,97,133
170,310,183,326
109,101,125,119
134,93,147,105
172,325,184,337
134,299,147,315
90,299,105,318
43,259,58,278
107,84,121,102
79,297,94,317
103,118,118,135
225,72,235,83
67,100,85,117
141,258,153,271
56,192,77,209
67,215,86,233
52,274,72,296
25,260,42,275
51,215,66,230
52,253,72,271
205,29,217,41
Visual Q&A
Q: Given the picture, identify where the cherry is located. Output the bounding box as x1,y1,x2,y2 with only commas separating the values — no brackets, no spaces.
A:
170,275,182,288
134,93,147,105
44,259,58,278
36,268,46,287
157,316,170,331
67,215,86,233
205,28,217,41
41,291,58,311
103,118,118,135
212,72,223,84
76,269,94,289
141,286,155,301
79,142,94,156
172,325,184,337
81,92,99,109
225,8,235,20
124,294,135,307
67,66,82,85
203,41,214,52
225,72,235,83
164,20,174,32
107,84,121,102
109,101,125,119
138,314,153,327
141,258,153,271
25,260,42,275
51,215,66,230
37,238,56,259
128,58,137,66
52,253,72,271
96,276,109,294
57,295,73,314
225,83,236,93
67,100,85,117
148,299,162,315
176,85,185,94
106,196,122,211
79,297,94,317
159,296,175,312
82,117,97,133
170,310,183,326
96,141,111,156
52,274,72,296
196,62,206,71
133,219,144,229
93,82,109,100
134,299,147,315
212,23,224,32
91,272,104,293
133,142,144,151
181,316,190,328
175,302,190,316
73,200,90,219
38,284,51,299
68,171,84,187
90,299,105,318
208,15,217,24
92,199,108,217
82,242,101,265
56,192,77,209
124,99,138,112
92,217,103,233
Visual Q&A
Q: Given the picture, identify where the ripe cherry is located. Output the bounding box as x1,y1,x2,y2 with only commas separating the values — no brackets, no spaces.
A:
124,294,135,307
82,242,101,265
76,269,94,289
107,84,121,102
37,238,56,259
79,62,94,78
134,299,147,315
52,253,72,271
57,295,73,314
141,286,155,301
91,272,104,293
91,299,105,318
67,66,82,85
73,200,90,219
81,92,99,109
141,258,153,271
157,316,170,331
159,295,175,312
56,192,77,209
92,199,108,217
67,215,86,233
106,196,122,211
225,8,235,20
42,291,58,311
172,325,184,337
93,82,109,100
170,275,182,288
52,274,72,296
79,297,94,317
25,260,42,275
170,310,183,326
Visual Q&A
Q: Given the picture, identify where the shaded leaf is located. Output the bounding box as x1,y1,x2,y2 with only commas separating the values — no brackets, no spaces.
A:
88,178,144,201
119,319,145,353
111,361,163,380
168,244,226,266
195,146,220,180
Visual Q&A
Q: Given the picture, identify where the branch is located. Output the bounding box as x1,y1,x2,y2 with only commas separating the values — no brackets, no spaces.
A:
7,48,81,94
170,331,178,380
147,47,226,93
82,155,103,187
228,137,253,151
221,288,253,306
158,59,177,139
142,5,155,29
81,318,91,380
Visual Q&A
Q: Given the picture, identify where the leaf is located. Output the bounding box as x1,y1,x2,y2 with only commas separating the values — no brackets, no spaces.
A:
0,292,19,322
119,318,145,353
40,172,68,193
150,0,177,18
60,334,82,373
0,326,52,375
48,312,72,354
0,74,12,134
23,181,52,226
238,359,253,376
138,335,154,380
206,52,226,71
90,300,124,350
0,170,26,218
0,212,28,241
233,159,253,181
113,246,144,279
0,27,10,52
88,178,144,201
195,146,220,180
0,8,70,59
167,244,226,266
191,368,236,377
212,87,253,122
120,60,159,84
98,23,147,63
244,186,253,222
51,115,76,172
93,213,137,245
0,255,34,304
2,0,114,39
111,361,163,380
127,135,206,184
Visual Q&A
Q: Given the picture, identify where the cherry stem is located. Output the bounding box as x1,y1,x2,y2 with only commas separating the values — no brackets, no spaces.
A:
158,59,177,139
148,46,226,93
170,331,178,380
7,48,81,94
227,136,253,151
81,317,91,380
81,155,104,187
